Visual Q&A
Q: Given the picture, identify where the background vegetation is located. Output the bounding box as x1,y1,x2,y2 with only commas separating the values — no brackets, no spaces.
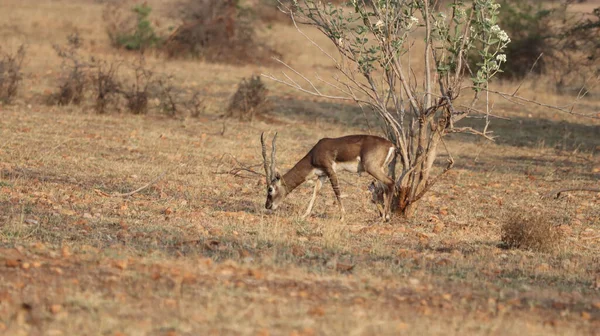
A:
0,0,598,335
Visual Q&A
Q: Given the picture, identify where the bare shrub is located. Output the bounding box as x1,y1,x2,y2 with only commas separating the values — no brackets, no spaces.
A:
186,92,206,118
156,76,179,116
55,67,87,106
50,34,89,105
164,0,281,64
154,75,207,118
0,45,26,104
90,59,122,114
501,210,564,252
121,58,153,114
226,75,270,121
46,34,199,117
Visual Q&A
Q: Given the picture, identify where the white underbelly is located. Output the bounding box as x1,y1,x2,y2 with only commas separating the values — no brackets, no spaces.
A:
332,160,362,173
310,157,363,178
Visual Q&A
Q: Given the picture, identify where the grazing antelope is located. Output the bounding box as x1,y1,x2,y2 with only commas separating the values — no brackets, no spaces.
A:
260,133,396,221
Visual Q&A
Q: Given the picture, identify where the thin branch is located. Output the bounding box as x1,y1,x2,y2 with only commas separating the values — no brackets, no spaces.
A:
512,53,544,96
426,91,511,120
288,9,340,67
477,87,600,120
449,127,496,141
315,73,354,97
262,71,354,101
544,187,600,199
423,0,432,109
275,58,323,95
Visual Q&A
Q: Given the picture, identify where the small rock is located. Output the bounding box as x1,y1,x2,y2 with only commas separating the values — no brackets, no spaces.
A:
408,278,420,286
49,304,62,314
61,246,71,258
5,259,20,267
535,263,551,272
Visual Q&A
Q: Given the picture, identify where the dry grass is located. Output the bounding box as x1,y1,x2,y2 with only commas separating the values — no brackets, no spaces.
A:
0,44,26,104
226,75,271,121
0,0,599,335
501,209,565,252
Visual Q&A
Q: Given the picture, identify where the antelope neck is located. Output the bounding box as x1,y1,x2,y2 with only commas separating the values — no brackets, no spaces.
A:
281,154,313,194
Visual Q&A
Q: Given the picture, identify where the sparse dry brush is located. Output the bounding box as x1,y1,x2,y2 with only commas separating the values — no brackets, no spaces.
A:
47,36,203,117
0,45,26,104
226,75,271,121
164,0,281,64
90,59,122,114
49,34,89,106
501,209,564,252
121,57,153,115
496,0,600,92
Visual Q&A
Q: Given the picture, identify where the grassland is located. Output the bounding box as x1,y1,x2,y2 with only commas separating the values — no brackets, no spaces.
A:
1,0,599,335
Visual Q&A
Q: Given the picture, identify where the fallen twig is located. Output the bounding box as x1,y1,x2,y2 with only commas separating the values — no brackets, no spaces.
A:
216,166,264,179
112,163,185,198
568,238,600,252
544,187,600,199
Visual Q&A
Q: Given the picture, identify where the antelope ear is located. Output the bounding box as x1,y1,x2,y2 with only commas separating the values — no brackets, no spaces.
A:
274,172,282,180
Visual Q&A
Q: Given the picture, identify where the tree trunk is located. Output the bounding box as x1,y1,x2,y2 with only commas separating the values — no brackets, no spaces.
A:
391,183,420,218
401,202,418,218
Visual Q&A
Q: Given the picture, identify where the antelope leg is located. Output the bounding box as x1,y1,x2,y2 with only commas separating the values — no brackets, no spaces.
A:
301,177,324,219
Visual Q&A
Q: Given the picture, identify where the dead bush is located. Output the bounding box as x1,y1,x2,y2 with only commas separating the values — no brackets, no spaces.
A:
186,92,206,118
46,36,196,116
164,0,281,64
55,69,87,106
50,34,89,105
501,209,564,252
121,58,153,114
156,76,180,117
0,45,26,104
226,75,271,121
154,75,207,118
90,59,122,114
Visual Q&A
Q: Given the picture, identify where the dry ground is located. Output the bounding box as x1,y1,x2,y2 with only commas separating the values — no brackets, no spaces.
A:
1,0,600,335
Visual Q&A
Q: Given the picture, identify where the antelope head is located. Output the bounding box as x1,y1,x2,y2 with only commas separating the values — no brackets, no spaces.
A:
261,132,286,210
